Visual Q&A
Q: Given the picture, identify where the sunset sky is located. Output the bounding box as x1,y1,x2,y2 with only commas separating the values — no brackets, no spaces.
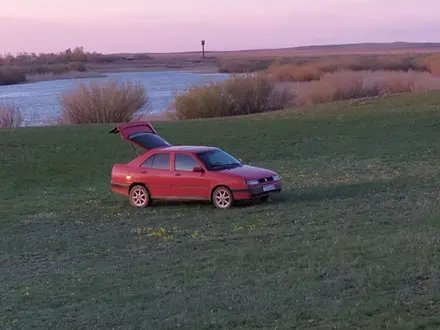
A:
1,0,439,54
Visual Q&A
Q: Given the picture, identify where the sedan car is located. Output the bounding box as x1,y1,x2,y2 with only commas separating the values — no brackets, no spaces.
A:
109,121,283,209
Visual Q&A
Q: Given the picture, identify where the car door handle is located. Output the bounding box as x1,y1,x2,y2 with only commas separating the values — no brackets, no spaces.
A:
175,173,182,176
141,170,148,174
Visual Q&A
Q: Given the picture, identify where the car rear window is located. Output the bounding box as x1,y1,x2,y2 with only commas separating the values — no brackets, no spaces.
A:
141,153,170,170
129,132,171,150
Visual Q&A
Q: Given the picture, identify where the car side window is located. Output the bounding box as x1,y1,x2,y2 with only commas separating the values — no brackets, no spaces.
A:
175,153,200,171
141,155,155,168
151,153,170,170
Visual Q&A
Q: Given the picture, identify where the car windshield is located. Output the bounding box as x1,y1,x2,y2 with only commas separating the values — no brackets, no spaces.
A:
196,149,242,170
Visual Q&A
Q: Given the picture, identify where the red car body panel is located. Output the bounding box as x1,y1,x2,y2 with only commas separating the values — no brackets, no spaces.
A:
109,121,283,203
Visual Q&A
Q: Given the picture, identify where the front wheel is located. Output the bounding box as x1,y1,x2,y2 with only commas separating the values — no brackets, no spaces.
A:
129,185,151,208
212,186,234,209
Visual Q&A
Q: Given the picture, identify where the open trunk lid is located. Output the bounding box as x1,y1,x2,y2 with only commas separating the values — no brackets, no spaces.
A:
109,121,172,151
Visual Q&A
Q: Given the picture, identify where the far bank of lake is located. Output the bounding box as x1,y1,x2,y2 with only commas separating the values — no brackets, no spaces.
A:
0,71,230,126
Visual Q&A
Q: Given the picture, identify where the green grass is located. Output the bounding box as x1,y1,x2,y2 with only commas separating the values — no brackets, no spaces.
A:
2,92,440,329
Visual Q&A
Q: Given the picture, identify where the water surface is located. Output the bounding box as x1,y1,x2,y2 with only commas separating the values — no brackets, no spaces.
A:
0,71,230,126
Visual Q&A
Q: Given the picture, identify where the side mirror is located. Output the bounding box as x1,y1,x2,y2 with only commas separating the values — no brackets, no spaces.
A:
192,166,204,173
238,159,243,164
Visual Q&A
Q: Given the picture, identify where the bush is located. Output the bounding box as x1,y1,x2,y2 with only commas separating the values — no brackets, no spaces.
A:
425,54,440,77
0,67,27,85
0,104,22,128
67,62,87,72
59,80,150,124
0,63,89,85
295,71,378,106
218,54,430,75
295,70,440,106
266,64,322,82
264,55,430,83
217,58,275,73
172,74,294,119
25,64,72,75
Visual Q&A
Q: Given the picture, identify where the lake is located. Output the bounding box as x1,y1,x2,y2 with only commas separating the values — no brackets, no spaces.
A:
0,71,230,126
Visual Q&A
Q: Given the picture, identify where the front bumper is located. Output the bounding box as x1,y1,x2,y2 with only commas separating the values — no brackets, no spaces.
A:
232,180,283,200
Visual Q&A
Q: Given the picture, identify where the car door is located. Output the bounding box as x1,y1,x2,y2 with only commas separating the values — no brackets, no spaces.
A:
137,152,172,199
170,152,211,200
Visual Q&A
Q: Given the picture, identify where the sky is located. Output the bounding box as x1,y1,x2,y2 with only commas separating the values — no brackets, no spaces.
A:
0,0,439,54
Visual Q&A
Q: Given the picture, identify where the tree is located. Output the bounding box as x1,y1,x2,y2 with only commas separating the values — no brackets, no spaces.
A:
201,40,205,59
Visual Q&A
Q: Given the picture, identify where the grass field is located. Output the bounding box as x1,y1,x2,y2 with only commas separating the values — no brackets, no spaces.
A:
2,92,440,329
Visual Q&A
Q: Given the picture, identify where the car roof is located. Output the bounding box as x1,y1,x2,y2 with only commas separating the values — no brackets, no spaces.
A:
159,145,218,153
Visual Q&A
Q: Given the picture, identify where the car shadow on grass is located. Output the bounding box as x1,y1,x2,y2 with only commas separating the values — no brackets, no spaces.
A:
149,199,269,209
108,177,412,210
277,178,407,204
115,180,395,210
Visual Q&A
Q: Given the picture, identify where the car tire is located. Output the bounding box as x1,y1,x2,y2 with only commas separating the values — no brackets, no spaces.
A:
129,185,151,208
259,195,270,203
212,186,234,209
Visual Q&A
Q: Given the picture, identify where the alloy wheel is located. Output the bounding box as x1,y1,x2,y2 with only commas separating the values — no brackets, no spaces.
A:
213,187,233,209
129,185,150,208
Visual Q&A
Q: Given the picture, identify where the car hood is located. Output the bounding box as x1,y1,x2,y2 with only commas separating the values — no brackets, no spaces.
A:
220,165,277,180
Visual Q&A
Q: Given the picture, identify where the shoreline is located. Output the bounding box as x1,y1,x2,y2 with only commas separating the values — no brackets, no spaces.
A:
3,65,222,86
91,63,220,74
25,71,108,84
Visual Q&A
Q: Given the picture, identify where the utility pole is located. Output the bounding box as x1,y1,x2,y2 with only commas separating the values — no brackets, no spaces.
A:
201,40,205,59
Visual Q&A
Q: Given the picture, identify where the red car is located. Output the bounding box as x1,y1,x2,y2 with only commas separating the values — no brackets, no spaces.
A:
109,121,283,209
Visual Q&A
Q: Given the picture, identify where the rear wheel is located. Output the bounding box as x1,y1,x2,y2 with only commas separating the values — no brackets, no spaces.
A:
129,185,151,208
212,186,233,209
259,195,270,202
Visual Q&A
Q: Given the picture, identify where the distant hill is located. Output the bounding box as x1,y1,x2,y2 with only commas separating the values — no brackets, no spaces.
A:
287,42,440,51
112,42,440,59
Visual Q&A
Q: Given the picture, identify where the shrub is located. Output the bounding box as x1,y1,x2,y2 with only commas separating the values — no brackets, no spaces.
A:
218,54,430,75
295,70,440,106
172,73,294,119
425,54,440,77
266,64,322,82
0,63,89,84
370,70,440,94
217,58,275,73
295,71,378,106
265,54,430,83
0,67,27,85
25,64,71,75
0,104,22,128
67,62,87,72
59,80,150,124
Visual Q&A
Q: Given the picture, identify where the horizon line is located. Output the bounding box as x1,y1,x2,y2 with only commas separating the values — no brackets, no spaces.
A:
3,40,440,56
141,41,440,55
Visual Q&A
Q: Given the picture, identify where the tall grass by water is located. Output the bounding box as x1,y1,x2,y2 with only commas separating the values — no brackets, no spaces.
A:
295,70,440,106
219,53,440,77
0,67,27,85
171,70,440,119
0,46,131,85
0,104,22,128
0,62,102,85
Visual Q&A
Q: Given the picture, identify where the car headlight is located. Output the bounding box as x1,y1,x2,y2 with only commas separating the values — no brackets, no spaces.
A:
246,179,259,185
272,175,280,181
